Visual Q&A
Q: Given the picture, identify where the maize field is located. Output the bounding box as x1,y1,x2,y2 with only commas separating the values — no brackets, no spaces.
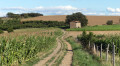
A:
0,28,63,66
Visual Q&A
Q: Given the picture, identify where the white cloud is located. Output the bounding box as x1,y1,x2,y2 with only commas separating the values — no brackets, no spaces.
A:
35,6,44,9
2,6,120,16
53,5,78,10
85,12,97,15
1,5,78,12
99,13,106,15
116,8,120,12
2,7,26,11
106,7,120,15
0,5,86,15
107,7,120,12
108,13,120,15
107,7,115,12
0,12,6,17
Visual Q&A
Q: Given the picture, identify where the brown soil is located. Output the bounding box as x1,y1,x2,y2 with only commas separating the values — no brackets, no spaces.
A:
21,15,66,22
21,15,120,26
48,36,64,66
34,30,73,66
67,31,120,38
34,37,62,66
48,30,73,66
60,31,73,66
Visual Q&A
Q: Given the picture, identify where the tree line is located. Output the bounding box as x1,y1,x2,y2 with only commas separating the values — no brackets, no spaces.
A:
0,18,68,33
7,12,43,18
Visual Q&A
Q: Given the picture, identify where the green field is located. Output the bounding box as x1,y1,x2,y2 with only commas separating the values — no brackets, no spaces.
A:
66,25,120,31
0,28,63,66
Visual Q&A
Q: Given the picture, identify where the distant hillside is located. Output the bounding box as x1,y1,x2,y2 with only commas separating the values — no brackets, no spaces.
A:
21,15,66,22
21,15,120,26
87,16,120,26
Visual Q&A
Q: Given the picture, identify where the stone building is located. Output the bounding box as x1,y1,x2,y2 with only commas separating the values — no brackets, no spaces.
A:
70,21,81,28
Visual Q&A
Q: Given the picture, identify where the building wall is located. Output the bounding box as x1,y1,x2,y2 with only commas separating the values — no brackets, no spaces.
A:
76,22,81,28
70,22,76,28
70,22,81,28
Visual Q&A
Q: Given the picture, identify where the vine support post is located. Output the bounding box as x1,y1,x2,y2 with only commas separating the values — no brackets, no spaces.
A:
113,44,115,66
96,46,98,56
106,44,109,61
89,41,90,48
93,44,96,54
106,47,108,61
100,44,102,59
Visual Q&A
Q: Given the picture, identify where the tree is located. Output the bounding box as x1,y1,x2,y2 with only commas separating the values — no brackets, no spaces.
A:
7,12,14,18
7,27,14,33
21,13,43,18
66,12,88,27
0,29,4,34
7,12,20,18
0,18,3,24
106,20,113,25
21,13,29,18
7,12,43,18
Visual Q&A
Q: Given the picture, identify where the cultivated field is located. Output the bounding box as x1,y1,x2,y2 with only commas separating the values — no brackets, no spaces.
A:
0,28,63,66
21,15,66,22
67,31,120,38
21,15,120,26
0,28,74,66
2,14,120,66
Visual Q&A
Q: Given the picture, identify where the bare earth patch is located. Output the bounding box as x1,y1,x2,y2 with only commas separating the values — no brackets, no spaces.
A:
67,31,120,37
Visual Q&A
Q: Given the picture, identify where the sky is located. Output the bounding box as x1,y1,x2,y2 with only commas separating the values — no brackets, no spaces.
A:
0,0,120,16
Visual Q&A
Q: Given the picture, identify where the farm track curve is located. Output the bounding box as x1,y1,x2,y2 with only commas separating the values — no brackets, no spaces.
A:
34,36,62,66
34,30,73,66
59,31,73,66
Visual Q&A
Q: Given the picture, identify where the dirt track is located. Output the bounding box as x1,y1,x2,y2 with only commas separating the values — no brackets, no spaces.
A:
60,31,73,66
33,30,120,66
34,37,62,66
34,30,120,66
34,30,73,66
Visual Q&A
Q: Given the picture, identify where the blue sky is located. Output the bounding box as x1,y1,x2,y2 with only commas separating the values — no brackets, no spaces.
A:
0,0,120,16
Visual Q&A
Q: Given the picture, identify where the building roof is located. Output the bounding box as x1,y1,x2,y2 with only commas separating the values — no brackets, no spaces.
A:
70,21,80,23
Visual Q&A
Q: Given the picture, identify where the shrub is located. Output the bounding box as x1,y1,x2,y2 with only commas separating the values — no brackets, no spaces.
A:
106,20,113,25
77,30,94,46
7,27,14,33
0,29,4,34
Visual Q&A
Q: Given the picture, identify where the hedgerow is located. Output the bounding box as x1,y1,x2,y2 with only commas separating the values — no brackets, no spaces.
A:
0,19,68,31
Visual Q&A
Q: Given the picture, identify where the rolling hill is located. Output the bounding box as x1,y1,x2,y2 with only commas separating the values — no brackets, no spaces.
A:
22,15,120,26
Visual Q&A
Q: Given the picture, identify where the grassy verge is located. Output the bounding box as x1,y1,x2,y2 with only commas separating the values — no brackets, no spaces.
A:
66,25,120,31
66,36,102,66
